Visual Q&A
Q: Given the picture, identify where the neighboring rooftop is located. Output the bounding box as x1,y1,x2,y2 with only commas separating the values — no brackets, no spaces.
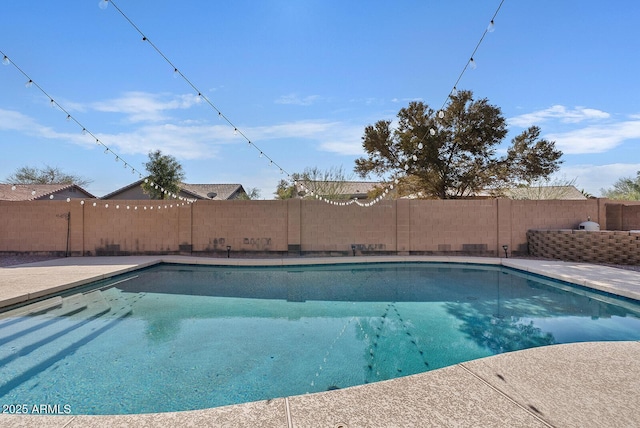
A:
101,179,247,200
295,180,383,200
0,183,96,201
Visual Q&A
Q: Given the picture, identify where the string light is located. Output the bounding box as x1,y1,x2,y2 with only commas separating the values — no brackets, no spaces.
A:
0,49,197,209
371,0,505,206
102,0,294,188
2,0,505,211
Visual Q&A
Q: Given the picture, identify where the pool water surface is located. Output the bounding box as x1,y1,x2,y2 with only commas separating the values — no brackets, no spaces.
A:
1,262,639,414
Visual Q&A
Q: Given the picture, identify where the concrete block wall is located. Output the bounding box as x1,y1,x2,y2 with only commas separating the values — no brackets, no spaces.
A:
0,198,632,258
300,200,397,254
527,229,640,265
605,202,640,230
191,200,289,254
82,201,185,255
408,199,497,255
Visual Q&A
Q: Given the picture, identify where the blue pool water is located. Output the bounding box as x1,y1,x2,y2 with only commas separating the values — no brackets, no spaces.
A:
1,262,639,415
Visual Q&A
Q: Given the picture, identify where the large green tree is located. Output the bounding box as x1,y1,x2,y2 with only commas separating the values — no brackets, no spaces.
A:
355,91,563,199
141,150,185,200
5,165,92,187
601,171,640,200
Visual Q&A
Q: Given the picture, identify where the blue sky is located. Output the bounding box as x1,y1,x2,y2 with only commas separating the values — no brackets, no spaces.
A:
1,0,639,198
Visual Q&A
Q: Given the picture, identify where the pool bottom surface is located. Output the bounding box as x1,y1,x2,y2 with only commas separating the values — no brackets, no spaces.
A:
1,263,639,414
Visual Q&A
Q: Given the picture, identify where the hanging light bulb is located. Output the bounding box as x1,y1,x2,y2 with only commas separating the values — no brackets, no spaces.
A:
49,195,54,200
469,57,477,69
418,142,423,150
98,0,109,10
233,128,238,136
80,200,85,205
173,68,179,78
438,111,445,119
430,128,436,136
487,19,495,33
412,155,417,162
66,114,72,121
451,86,458,96
2,56,10,66
82,128,87,135
50,99,55,108
25,79,33,88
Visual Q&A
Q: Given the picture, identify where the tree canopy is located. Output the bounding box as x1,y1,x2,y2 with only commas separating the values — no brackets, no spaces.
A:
141,150,185,200
601,171,640,200
354,90,563,199
5,165,92,187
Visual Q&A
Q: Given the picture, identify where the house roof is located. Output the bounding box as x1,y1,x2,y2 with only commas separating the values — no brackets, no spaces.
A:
180,183,246,200
295,181,382,198
0,184,96,201
99,179,146,200
101,179,246,200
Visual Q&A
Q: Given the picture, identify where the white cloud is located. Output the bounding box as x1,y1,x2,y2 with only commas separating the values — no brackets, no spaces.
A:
96,123,236,160
248,120,364,155
547,120,640,154
559,163,640,196
91,91,202,123
0,109,40,132
509,105,610,128
275,93,321,106
0,108,85,143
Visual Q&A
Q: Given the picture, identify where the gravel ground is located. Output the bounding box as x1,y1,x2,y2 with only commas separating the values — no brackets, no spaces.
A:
0,254,638,271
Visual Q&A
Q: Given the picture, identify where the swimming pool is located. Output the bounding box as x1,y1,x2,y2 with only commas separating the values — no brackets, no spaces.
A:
1,262,639,415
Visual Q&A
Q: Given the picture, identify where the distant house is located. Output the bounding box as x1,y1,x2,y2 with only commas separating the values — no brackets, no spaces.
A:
294,180,383,200
0,183,96,201
486,185,588,200
101,179,247,200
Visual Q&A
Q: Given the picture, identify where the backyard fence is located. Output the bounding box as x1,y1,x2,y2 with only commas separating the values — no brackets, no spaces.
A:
1,198,621,259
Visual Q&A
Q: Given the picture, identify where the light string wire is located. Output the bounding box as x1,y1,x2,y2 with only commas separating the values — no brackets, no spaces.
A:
0,50,196,208
373,0,507,204
104,0,290,180
3,1,505,208
101,0,375,207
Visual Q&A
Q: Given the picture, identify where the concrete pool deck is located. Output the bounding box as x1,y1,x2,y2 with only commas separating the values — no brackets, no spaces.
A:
1,256,639,427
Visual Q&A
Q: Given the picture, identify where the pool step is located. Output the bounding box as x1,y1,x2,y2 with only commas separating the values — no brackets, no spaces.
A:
0,296,63,321
0,288,133,396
